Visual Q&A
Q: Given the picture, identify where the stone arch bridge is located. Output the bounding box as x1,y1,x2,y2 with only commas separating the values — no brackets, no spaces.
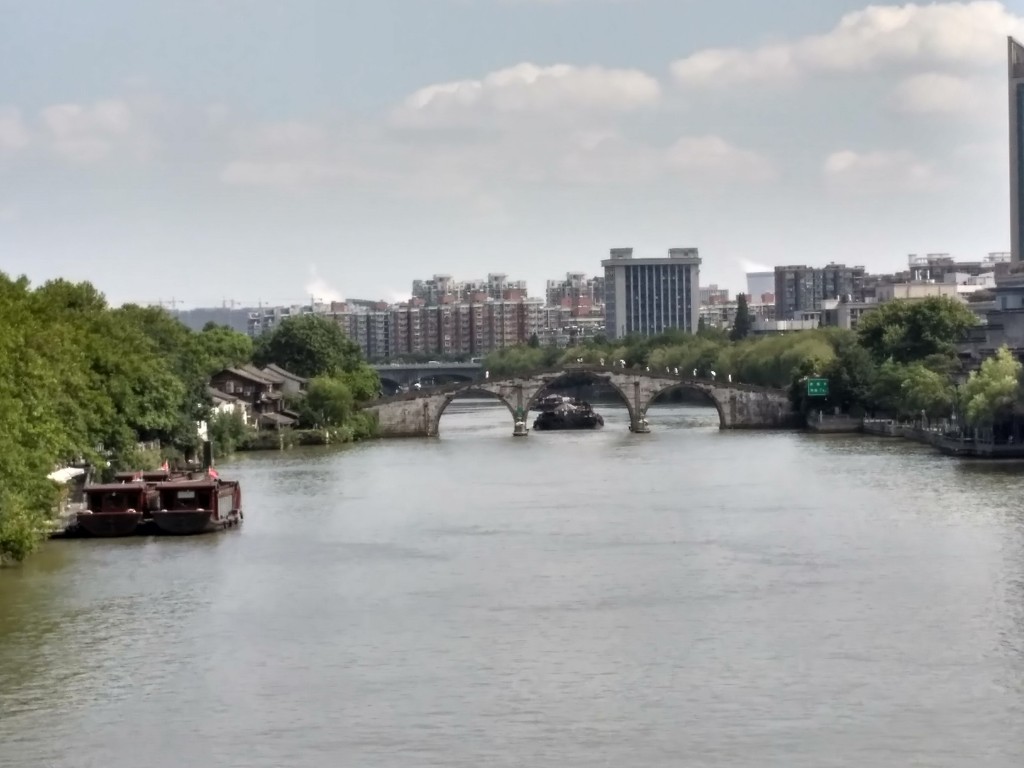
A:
363,365,797,437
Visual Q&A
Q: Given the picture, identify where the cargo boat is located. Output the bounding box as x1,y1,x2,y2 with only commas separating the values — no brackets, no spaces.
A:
532,395,604,431
75,482,149,537
149,475,243,535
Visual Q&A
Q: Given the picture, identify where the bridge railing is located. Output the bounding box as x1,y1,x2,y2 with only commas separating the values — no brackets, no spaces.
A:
365,364,785,406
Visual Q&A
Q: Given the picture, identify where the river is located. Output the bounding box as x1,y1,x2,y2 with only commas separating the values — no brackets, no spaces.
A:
3,401,1024,767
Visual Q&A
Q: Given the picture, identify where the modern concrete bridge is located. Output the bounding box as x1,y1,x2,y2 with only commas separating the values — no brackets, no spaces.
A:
373,362,481,391
363,365,797,437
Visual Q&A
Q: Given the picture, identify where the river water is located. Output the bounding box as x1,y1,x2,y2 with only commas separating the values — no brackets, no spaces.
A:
3,402,1024,767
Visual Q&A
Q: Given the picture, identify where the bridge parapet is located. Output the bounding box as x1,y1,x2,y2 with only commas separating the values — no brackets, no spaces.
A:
362,365,798,438
373,362,482,389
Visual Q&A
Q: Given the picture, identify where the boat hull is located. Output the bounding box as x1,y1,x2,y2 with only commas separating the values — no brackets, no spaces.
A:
533,413,604,431
150,510,241,535
75,512,143,538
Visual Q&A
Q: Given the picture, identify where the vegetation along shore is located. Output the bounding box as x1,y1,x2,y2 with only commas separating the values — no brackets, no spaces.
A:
485,296,1021,436
0,274,379,563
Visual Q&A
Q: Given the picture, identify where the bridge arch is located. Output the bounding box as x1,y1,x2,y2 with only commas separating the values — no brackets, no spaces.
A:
641,381,726,429
525,369,637,427
430,387,518,436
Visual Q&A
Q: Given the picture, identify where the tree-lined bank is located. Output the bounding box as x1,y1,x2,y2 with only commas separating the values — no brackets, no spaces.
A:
0,276,378,563
484,297,1020,429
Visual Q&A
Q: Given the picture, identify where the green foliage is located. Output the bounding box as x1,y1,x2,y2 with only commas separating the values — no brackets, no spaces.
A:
304,377,356,427
961,346,1022,428
487,327,840,390
253,314,369,378
292,376,378,441
238,419,377,451
480,305,997,426
528,333,540,348
856,296,976,365
820,333,876,414
208,409,252,458
197,323,254,373
729,293,752,341
901,364,954,422
0,491,53,564
0,273,380,562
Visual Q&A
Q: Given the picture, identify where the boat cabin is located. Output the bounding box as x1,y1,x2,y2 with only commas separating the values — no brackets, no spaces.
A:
84,482,149,514
154,481,220,512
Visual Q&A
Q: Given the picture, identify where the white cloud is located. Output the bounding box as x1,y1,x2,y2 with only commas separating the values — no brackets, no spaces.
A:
823,149,946,192
668,135,776,182
40,99,155,165
0,107,30,153
395,62,661,126
671,46,797,87
671,1,1024,87
219,118,772,196
889,71,994,115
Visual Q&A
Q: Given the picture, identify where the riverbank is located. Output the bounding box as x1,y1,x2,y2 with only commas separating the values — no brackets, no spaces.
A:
813,417,1024,459
236,427,363,451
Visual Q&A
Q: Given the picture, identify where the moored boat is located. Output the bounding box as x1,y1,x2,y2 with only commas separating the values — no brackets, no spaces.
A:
76,482,148,537
149,475,243,535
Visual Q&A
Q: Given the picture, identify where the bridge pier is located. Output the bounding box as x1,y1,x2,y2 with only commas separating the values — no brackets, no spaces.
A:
627,379,652,433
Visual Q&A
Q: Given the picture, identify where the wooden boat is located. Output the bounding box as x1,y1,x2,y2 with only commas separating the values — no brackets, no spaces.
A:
149,476,243,535
76,482,148,537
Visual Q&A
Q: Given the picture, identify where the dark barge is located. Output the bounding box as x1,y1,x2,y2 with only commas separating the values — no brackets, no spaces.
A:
532,395,604,431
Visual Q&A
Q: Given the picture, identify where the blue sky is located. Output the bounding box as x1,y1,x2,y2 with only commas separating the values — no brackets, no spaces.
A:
2,0,1022,307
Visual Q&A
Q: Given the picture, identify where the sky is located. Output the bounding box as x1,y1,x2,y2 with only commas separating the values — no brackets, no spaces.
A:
1,0,1023,308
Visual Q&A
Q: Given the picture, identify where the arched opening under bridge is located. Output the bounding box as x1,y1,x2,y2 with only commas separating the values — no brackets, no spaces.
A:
644,380,726,430
526,370,637,429
378,376,403,397
431,387,518,437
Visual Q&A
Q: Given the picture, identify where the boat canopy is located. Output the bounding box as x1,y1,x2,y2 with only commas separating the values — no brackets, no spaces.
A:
48,467,85,484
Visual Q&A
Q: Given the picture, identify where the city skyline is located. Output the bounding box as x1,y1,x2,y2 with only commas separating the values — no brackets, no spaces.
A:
2,1,1023,306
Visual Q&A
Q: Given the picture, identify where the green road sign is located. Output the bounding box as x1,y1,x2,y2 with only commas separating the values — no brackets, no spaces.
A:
807,378,829,397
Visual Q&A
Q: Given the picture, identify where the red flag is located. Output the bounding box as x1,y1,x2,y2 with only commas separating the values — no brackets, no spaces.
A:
208,468,219,479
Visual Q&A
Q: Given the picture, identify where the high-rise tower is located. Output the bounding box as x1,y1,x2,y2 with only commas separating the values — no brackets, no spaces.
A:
1010,37,1024,262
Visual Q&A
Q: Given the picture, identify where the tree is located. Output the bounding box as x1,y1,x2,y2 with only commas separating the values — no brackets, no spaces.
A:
197,323,253,373
901,364,954,425
528,333,540,348
856,297,976,365
870,361,911,418
303,377,356,427
207,409,251,458
253,314,367,378
821,333,876,414
961,346,1022,428
729,293,752,341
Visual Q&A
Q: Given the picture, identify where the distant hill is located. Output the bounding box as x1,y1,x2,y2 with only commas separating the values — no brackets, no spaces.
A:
172,307,256,334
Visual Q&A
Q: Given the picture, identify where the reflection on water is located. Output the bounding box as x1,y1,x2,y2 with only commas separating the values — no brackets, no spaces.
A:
3,401,1024,767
